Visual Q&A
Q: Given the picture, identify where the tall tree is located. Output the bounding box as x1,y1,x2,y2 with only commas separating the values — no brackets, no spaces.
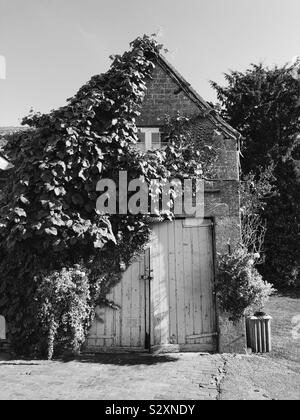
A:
212,63,300,289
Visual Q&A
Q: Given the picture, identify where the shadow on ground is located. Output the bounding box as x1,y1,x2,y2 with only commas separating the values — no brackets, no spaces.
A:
62,353,180,366
0,352,180,366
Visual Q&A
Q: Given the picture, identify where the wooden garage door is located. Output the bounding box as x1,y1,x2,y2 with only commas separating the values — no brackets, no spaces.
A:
150,219,217,352
85,219,217,353
85,253,150,352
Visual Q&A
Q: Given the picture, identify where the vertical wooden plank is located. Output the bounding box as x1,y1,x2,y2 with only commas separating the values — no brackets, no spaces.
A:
177,223,216,349
88,314,97,338
138,255,145,348
154,224,161,346
191,226,202,336
150,227,160,346
119,269,124,347
105,286,114,348
96,306,106,348
129,264,133,347
200,226,211,338
202,225,215,346
144,248,151,349
86,309,97,349
119,275,124,347
149,230,155,347
114,281,122,347
198,226,206,338
183,225,193,340
207,225,216,337
159,222,170,345
121,266,132,347
130,258,141,347
167,221,178,344
174,220,185,344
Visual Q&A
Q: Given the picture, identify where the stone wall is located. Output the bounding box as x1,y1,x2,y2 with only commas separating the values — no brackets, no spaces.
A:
137,64,200,126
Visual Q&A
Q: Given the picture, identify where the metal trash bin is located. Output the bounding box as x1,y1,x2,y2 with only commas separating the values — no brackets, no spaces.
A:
246,314,272,353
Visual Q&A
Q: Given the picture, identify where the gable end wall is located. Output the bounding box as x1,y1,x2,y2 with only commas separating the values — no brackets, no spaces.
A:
137,63,200,126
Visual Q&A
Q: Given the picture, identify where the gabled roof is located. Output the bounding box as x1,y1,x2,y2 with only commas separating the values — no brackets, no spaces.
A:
156,54,240,140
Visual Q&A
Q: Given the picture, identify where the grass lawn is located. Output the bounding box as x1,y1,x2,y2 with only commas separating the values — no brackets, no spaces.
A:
263,291,300,373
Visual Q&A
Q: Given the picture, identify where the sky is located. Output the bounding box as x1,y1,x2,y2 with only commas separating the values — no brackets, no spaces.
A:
0,0,300,126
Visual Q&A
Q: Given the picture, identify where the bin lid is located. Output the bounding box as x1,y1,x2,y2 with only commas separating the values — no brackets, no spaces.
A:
248,315,272,320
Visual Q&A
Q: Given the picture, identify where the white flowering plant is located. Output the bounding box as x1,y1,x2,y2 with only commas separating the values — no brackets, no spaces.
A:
216,247,276,321
35,265,95,359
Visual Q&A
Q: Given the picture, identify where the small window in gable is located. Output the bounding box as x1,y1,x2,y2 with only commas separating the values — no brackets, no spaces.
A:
151,132,161,150
137,128,166,151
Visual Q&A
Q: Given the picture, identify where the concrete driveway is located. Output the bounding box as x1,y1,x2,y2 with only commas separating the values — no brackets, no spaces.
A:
0,352,299,400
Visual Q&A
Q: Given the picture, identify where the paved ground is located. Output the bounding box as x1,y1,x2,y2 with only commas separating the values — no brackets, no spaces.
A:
0,352,299,400
0,353,225,400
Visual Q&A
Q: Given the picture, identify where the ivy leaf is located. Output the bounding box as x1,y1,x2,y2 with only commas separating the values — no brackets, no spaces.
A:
51,216,65,227
96,162,103,173
67,127,75,135
44,227,58,236
78,168,86,180
72,223,85,235
54,187,66,197
32,222,42,230
19,195,29,205
44,183,55,192
93,238,105,249
14,207,27,218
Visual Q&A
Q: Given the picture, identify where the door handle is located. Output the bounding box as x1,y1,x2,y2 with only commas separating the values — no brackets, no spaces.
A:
141,274,153,281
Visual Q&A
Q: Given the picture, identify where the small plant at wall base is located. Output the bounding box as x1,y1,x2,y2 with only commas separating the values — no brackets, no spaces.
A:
35,265,93,360
216,247,275,322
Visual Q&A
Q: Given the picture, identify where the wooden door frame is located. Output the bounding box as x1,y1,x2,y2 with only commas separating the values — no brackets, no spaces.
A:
210,216,220,352
144,248,151,351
